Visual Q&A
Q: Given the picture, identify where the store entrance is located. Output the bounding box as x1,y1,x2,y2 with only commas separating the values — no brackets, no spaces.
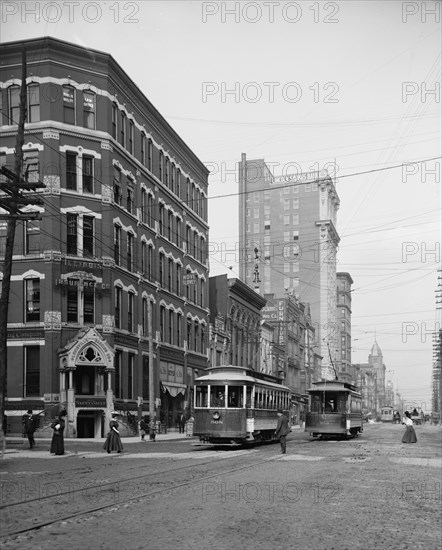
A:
77,410,103,438
160,391,184,429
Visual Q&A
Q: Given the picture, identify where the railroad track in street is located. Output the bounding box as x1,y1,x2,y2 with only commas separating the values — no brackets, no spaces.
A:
0,446,281,540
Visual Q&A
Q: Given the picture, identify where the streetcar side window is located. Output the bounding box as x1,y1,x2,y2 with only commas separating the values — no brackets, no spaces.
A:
210,385,225,407
246,386,252,408
195,386,208,408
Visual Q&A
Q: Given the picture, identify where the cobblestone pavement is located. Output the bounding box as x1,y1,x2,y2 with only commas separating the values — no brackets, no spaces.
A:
1,423,441,550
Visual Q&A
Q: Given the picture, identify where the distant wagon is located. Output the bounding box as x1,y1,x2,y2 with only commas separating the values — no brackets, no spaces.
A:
305,380,363,439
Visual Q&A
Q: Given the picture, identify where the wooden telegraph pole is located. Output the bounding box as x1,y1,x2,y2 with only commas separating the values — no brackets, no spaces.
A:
0,48,45,445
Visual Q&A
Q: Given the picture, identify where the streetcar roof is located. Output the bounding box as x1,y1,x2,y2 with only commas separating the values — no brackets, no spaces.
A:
194,372,291,392
307,381,360,395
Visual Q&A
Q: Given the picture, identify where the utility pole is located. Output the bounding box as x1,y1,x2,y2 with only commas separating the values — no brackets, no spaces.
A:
0,48,45,444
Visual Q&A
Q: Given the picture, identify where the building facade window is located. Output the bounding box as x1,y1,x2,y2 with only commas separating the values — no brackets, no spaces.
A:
168,309,173,344
128,292,134,332
67,279,95,324
67,213,78,254
142,297,148,336
120,112,126,147
141,241,147,275
25,219,40,254
83,216,94,257
128,120,134,155
25,278,40,322
24,346,40,397
147,244,153,280
111,103,118,139
82,156,94,193
159,151,164,182
113,167,122,205
8,85,20,124
168,258,173,291
147,139,153,172
127,233,133,271
114,225,121,265
66,152,77,190
28,84,40,123
126,184,134,214
63,85,75,124
160,305,165,341
159,252,165,287
115,286,122,329
177,313,182,346
141,133,146,166
83,91,96,129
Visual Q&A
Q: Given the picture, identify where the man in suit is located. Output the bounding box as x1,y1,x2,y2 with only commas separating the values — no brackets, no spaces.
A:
22,410,37,449
275,409,291,454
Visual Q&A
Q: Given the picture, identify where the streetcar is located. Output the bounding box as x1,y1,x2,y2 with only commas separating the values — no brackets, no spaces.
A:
305,380,363,438
380,406,394,422
193,365,292,444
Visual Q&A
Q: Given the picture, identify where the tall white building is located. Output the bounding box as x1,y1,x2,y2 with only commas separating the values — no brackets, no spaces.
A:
238,155,340,379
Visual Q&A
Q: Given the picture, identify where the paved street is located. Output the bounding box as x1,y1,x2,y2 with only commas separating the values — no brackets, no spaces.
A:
1,423,441,550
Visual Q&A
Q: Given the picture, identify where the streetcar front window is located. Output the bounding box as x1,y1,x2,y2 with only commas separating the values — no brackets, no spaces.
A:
195,386,208,408
210,386,225,407
227,386,243,408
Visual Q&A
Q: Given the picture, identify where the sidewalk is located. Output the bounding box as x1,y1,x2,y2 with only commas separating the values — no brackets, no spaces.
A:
5,431,192,445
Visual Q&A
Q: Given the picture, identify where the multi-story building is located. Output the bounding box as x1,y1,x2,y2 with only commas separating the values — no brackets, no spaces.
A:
0,37,209,436
208,275,265,370
336,272,353,382
354,339,387,417
238,154,340,379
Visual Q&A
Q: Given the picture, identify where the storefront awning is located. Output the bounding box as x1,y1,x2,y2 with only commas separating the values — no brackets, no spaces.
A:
161,382,186,398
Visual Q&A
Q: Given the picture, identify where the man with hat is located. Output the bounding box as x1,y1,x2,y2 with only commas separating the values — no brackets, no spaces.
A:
275,409,291,454
22,410,37,449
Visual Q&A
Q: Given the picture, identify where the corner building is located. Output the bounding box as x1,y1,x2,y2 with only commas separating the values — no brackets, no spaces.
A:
238,155,340,379
0,38,209,436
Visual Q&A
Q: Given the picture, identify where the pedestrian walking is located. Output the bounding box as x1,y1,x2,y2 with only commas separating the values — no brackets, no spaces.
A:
103,412,123,453
401,411,417,444
149,418,157,441
275,409,291,454
22,409,37,449
178,412,186,434
139,417,148,441
50,410,67,455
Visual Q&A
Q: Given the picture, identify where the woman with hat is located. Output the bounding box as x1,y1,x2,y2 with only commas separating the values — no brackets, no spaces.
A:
103,412,123,453
401,411,417,444
50,410,67,455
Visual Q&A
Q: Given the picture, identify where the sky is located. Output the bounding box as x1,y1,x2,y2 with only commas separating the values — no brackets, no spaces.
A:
1,0,441,411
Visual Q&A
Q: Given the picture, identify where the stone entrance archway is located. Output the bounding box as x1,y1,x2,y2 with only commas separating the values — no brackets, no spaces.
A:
58,327,114,437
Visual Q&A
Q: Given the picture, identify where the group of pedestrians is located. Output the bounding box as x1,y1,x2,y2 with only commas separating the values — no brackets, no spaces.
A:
24,407,418,458
138,416,157,442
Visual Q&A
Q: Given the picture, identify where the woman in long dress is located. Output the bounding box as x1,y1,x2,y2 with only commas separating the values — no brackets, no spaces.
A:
402,411,417,444
50,410,67,455
103,413,123,453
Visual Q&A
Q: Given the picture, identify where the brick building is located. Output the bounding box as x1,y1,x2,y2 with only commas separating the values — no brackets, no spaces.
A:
0,37,209,436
